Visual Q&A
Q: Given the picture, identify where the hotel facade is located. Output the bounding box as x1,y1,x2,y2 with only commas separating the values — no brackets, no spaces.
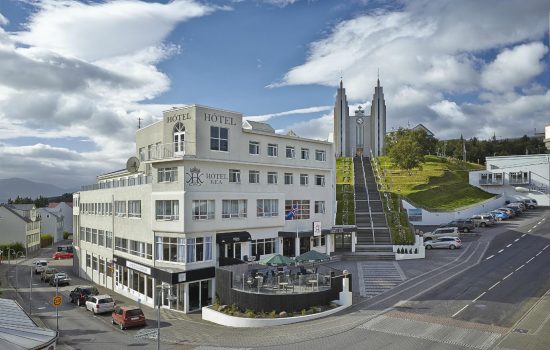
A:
73,105,336,313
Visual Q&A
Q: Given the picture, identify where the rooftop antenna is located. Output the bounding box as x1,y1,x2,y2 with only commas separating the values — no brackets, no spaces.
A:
138,117,142,129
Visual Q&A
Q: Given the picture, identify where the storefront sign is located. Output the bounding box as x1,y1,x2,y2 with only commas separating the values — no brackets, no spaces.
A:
313,221,322,236
126,261,151,275
166,113,191,123
185,167,228,186
204,112,237,126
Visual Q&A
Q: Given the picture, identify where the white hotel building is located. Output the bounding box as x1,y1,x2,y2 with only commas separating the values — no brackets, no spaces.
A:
73,105,336,313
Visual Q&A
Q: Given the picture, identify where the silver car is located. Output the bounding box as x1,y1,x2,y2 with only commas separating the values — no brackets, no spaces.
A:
85,295,116,314
470,214,495,227
424,237,462,250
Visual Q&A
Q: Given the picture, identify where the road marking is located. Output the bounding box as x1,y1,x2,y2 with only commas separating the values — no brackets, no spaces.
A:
521,234,526,237
485,255,495,260
488,281,501,290
514,238,520,242
526,257,534,264
536,251,542,256
544,245,549,251
37,307,46,310
533,224,538,228
498,249,504,253
472,292,486,302
451,304,470,318
506,244,512,248
503,272,514,280
515,264,525,271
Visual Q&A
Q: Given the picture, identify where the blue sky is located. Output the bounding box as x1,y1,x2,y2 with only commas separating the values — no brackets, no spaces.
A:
0,0,548,188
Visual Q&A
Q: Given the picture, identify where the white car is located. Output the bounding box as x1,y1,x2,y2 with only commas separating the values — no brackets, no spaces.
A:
85,295,116,314
423,227,460,241
424,237,462,250
33,259,48,274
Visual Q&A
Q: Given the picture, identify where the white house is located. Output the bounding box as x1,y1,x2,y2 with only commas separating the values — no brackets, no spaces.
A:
47,202,73,234
37,208,64,243
469,154,550,206
0,204,41,254
73,104,336,313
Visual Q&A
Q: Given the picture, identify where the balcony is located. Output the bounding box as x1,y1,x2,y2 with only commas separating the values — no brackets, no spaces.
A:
142,141,194,162
479,172,503,186
81,174,152,192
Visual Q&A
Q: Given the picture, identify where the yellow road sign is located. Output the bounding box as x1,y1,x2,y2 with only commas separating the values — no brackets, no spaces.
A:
53,295,62,307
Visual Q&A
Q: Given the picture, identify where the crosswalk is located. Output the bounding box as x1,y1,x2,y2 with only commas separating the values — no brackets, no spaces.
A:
357,261,405,298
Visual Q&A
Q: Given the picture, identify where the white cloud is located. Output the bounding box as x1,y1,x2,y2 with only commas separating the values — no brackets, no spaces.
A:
245,105,332,122
263,0,299,7
284,113,333,141
481,42,548,92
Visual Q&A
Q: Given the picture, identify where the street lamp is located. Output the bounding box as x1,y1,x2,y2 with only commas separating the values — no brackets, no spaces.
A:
156,285,176,350
14,251,25,291
7,248,16,266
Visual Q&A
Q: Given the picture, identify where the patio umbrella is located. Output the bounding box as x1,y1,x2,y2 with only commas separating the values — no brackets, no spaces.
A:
258,254,294,266
295,250,330,263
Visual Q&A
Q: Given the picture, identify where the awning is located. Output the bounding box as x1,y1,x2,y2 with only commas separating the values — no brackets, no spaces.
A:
278,229,331,238
216,231,251,244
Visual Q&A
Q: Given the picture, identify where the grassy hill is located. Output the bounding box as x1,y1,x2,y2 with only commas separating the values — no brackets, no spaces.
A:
377,155,495,210
335,157,354,225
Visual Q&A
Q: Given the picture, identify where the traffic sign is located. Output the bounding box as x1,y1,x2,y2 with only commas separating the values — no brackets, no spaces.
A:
53,296,62,307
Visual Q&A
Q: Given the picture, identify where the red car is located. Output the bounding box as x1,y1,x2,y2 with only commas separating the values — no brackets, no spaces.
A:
112,306,146,330
52,251,74,260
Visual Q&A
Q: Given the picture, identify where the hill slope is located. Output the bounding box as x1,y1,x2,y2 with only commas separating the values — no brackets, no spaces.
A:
378,155,495,210
0,178,71,204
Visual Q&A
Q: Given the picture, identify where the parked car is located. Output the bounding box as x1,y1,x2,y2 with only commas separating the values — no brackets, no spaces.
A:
490,210,509,221
470,214,496,227
510,201,527,211
439,219,475,233
497,207,515,217
86,295,115,314
33,259,48,274
111,306,146,330
424,237,462,250
423,227,460,241
69,286,99,306
52,251,74,260
506,205,522,216
49,272,71,286
40,268,59,283
522,199,538,209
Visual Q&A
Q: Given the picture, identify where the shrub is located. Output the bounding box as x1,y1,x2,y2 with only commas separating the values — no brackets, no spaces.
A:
245,309,255,318
301,309,307,316
414,248,418,254
40,234,53,248
63,231,70,240
270,310,277,318
0,242,25,256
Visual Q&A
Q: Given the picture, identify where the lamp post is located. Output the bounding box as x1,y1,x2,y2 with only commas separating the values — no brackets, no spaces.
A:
7,248,16,266
30,265,33,315
14,251,25,291
156,285,176,350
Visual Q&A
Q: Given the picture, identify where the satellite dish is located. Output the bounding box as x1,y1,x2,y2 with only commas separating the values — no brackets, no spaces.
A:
126,156,140,173
514,187,529,193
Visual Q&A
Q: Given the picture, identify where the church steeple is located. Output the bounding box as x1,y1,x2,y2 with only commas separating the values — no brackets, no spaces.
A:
333,79,350,157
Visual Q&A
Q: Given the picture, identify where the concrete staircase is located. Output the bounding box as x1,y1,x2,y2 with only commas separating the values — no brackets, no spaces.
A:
343,157,394,261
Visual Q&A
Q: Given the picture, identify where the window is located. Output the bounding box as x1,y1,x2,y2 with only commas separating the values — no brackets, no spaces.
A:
192,200,215,220
229,169,241,183
106,231,113,248
257,199,279,217
147,276,153,298
249,141,260,155
251,238,275,257
249,170,260,184
285,200,310,220
315,175,325,186
315,149,326,161
284,173,293,185
156,237,178,262
267,172,278,184
92,256,98,270
509,171,530,185
128,200,141,218
301,148,309,160
139,147,145,161
99,258,105,274
315,201,326,214
286,146,295,158
173,122,185,153
196,237,204,261
146,243,152,260
158,167,178,183
155,200,179,220
210,126,228,151
86,228,91,242
300,174,309,186
115,237,128,253
86,253,91,268
114,201,126,217
222,199,247,218
267,143,278,157
98,230,105,246
129,240,146,258
205,237,212,261
147,145,152,160
479,172,503,185
92,229,97,244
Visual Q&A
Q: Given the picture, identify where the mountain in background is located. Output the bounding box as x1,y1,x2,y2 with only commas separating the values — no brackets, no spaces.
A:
0,178,75,204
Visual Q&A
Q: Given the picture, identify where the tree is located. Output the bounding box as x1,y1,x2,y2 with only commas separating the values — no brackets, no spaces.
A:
388,132,423,173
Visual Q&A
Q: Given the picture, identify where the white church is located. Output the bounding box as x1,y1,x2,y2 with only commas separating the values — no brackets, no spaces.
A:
332,79,387,157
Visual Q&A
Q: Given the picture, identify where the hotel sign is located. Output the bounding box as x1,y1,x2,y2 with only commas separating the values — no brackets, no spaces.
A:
185,167,227,186
313,221,322,236
126,261,151,275
166,112,191,123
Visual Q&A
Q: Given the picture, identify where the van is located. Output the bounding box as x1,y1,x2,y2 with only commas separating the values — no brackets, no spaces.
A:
423,227,460,241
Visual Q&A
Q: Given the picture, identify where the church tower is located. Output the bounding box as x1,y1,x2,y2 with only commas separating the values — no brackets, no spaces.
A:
333,80,350,157
370,78,387,156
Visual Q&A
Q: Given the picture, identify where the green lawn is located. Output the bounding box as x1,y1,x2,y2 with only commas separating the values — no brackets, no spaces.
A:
377,155,495,210
335,157,354,225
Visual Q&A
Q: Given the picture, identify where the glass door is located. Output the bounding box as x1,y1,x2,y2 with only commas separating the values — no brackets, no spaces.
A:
200,280,211,307
189,282,200,311
283,238,295,257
